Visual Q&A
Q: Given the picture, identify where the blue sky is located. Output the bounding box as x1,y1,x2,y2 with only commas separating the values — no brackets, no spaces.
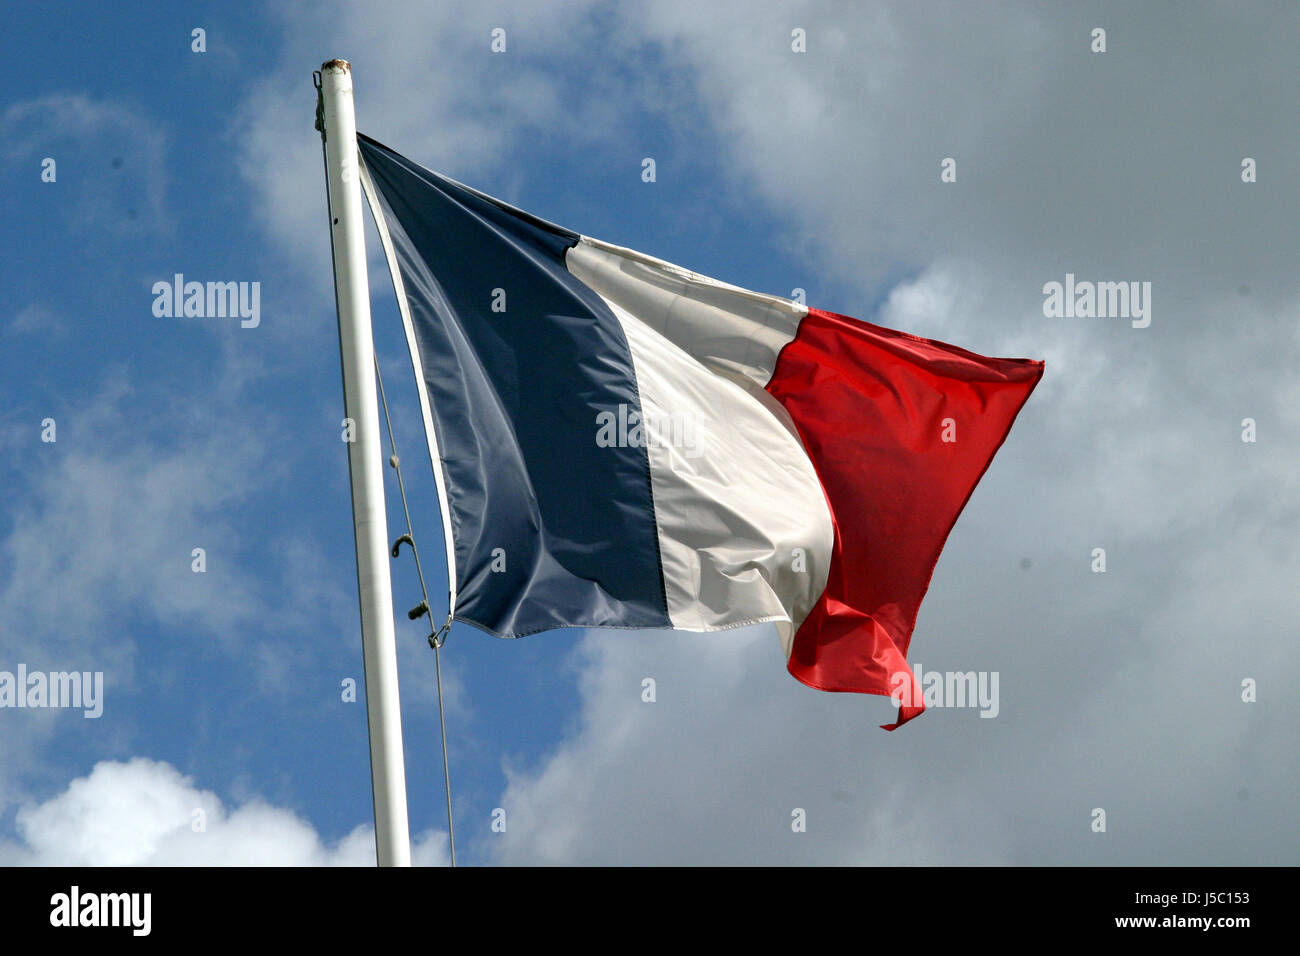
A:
1,1,861,864
2,1,1296,865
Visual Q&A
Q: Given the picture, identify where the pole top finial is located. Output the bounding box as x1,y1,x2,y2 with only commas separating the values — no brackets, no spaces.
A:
321,58,351,73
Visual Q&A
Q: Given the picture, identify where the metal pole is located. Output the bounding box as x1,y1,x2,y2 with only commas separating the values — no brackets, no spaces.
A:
318,58,412,867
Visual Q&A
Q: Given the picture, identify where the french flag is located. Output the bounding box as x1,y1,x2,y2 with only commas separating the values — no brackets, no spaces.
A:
357,134,1044,730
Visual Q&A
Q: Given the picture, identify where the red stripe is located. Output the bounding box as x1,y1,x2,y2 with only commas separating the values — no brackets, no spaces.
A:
765,308,1044,730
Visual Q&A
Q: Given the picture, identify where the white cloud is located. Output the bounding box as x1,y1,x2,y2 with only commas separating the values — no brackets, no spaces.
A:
0,380,270,673
474,2,1300,864
0,376,356,811
492,626,1019,865
218,0,1299,865
236,0,618,295
8,302,65,337
631,1,1300,308
0,757,448,866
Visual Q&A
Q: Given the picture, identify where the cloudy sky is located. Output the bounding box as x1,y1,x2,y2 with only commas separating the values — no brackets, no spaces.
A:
1,1,1295,865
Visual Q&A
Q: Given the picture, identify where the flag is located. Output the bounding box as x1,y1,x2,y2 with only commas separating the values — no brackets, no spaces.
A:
357,134,1044,729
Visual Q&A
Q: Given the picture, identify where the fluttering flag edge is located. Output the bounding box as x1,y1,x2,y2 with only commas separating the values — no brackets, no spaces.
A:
356,131,1046,732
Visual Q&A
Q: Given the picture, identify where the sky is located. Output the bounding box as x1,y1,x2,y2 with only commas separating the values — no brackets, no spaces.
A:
0,1,1296,865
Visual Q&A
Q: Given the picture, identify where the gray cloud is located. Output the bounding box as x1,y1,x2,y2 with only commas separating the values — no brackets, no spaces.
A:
489,1,1299,865
233,1,1298,864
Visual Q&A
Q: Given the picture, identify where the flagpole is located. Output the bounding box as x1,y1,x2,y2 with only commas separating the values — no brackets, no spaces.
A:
318,58,412,867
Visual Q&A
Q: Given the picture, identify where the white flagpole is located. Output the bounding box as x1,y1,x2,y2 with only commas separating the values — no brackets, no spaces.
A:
318,58,412,867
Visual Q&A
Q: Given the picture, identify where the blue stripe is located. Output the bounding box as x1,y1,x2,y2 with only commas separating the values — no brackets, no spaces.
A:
358,135,669,637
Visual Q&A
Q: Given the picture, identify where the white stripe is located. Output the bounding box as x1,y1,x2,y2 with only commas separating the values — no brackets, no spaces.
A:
359,155,458,621
569,243,832,653
567,236,807,393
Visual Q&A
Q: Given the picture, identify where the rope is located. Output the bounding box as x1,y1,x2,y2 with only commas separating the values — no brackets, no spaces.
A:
373,352,457,867
316,76,456,866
